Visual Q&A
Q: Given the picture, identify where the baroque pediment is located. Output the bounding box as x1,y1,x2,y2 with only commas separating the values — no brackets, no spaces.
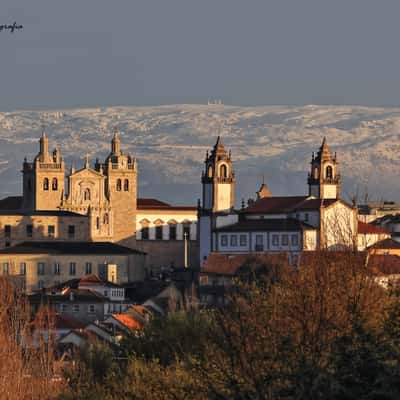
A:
70,167,105,180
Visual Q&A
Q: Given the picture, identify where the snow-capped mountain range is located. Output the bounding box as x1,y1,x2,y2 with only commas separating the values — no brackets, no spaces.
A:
0,104,399,205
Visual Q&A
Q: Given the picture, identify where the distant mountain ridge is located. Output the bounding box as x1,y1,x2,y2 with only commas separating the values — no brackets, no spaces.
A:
0,104,398,204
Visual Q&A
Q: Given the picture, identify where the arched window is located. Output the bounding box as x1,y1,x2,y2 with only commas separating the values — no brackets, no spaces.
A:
207,165,213,178
84,188,91,201
116,179,122,191
96,217,100,230
43,178,49,191
124,179,129,191
220,164,227,178
326,166,333,179
313,166,319,179
52,178,58,190
103,213,109,225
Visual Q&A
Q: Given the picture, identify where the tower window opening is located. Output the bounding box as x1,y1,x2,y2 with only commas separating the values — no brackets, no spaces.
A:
220,164,227,178
313,166,319,180
103,214,109,225
43,178,49,191
96,217,100,230
124,179,129,191
116,179,122,191
28,179,32,192
207,166,213,178
326,166,333,179
52,178,58,190
84,188,91,201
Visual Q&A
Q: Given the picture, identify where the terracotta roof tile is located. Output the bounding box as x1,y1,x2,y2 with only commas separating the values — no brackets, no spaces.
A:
358,221,389,235
111,313,142,331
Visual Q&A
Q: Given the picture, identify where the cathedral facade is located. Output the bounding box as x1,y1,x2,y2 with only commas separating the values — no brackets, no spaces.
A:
0,131,198,271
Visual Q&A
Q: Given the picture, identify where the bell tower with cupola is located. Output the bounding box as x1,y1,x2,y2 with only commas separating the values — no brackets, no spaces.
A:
201,136,235,212
308,138,340,199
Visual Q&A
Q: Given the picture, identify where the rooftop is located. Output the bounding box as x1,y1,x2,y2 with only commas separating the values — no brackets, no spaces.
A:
0,241,146,255
214,218,315,233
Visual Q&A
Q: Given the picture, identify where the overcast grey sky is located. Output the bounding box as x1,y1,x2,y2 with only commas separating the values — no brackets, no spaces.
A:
2,0,400,111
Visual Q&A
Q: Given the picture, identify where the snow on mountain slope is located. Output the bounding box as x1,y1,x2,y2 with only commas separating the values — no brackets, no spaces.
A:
0,104,398,205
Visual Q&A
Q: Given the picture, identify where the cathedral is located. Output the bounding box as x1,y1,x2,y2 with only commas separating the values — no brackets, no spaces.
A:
0,132,198,284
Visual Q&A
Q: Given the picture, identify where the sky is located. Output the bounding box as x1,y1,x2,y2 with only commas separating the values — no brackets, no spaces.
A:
2,0,400,110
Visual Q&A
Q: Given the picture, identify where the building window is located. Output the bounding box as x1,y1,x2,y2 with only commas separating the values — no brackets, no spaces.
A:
116,179,122,191
282,234,289,246
96,217,100,230
221,235,228,247
52,178,58,190
124,179,129,191
272,235,279,246
88,304,95,313
207,165,213,178
26,224,33,238
230,235,238,247
85,262,92,275
169,225,177,240
4,225,11,238
60,304,67,312
313,166,318,179
69,262,76,276
304,213,309,222
291,234,299,246
54,263,61,275
72,304,80,313
240,234,247,246
38,280,44,289
48,225,55,238
43,178,49,190
141,227,149,240
103,214,109,225
37,262,45,276
68,225,75,239
326,165,333,179
84,188,90,201
3,263,9,275
255,234,263,251
20,262,26,275
155,226,163,240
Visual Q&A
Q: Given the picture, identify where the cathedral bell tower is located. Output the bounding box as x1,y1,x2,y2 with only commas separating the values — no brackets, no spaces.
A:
307,138,340,199
104,131,137,246
201,136,235,212
22,131,65,210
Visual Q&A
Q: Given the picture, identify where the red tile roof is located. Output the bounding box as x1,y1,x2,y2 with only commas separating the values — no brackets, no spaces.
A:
244,196,308,214
358,221,389,235
368,238,400,250
137,198,196,211
368,254,400,275
111,313,142,331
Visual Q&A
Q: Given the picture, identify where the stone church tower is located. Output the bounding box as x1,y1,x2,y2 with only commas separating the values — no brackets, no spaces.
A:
201,136,235,212
102,132,137,246
308,138,340,199
22,131,65,211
